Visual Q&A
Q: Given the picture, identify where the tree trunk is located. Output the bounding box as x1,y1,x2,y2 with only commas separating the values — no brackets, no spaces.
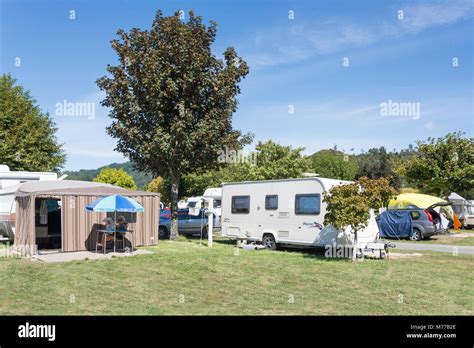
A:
169,172,180,241
352,230,358,262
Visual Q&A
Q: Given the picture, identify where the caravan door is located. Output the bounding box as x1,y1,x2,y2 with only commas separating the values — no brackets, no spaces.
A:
289,193,325,245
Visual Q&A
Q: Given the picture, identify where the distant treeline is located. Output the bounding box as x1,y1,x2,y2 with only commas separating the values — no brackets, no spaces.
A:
64,144,416,193
64,162,153,189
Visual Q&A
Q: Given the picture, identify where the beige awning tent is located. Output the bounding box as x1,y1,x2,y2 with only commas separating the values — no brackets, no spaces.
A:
13,180,160,254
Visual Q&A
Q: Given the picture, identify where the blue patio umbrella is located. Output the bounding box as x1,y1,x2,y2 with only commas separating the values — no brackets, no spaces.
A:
86,195,144,253
86,194,144,213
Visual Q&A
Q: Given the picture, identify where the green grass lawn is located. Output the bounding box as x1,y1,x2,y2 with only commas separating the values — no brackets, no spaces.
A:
0,238,472,315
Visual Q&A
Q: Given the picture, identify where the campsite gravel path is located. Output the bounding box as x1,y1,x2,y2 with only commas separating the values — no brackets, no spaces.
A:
393,242,474,255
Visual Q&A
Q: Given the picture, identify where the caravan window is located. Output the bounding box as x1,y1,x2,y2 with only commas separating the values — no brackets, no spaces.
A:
265,195,278,210
232,196,250,214
295,194,320,215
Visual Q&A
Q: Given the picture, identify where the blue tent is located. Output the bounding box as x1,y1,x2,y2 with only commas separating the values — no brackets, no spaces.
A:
377,210,412,238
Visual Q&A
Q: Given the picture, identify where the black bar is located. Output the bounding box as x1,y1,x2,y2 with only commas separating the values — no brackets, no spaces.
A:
0,316,472,346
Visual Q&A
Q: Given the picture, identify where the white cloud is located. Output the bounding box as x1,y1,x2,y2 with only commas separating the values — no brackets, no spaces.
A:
242,0,473,69
305,23,377,54
400,0,474,33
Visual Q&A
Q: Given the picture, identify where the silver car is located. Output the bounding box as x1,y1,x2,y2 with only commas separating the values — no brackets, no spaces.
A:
159,208,217,239
397,203,450,240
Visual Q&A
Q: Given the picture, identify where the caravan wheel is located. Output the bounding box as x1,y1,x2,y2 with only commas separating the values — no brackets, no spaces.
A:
262,234,277,250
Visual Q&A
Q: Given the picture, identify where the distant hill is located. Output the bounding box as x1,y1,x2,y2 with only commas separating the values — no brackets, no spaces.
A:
64,162,153,189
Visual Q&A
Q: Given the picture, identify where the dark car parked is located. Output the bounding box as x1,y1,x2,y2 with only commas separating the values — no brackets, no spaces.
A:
159,208,216,239
378,203,449,241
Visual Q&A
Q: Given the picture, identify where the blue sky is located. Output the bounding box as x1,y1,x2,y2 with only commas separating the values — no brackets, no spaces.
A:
1,0,473,170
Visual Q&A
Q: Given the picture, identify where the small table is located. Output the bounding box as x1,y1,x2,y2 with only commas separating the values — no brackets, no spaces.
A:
96,229,133,254
362,242,390,259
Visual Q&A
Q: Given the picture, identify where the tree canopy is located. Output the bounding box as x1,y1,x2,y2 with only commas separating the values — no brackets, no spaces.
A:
395,132,473,197
357,176,399,210
96,10,251,238
308,148,358,181
0,74,65,172
147,176,168,202
93,168,138,190
355,146,416,189
96,10,251,181
249,140,310,180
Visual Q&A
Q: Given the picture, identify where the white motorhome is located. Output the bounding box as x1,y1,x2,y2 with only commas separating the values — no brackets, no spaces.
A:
187,196,204,215
183,188,222,212
0,165,65,240
185,188,222,229
221,177,379,249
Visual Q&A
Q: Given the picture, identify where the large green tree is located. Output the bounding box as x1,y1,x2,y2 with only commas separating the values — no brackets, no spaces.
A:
0,74,65,171
395,132,474,197
97,11,251,239
308,148,358,181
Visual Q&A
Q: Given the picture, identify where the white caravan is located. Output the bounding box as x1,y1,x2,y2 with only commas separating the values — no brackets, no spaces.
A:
0,165,65,240
221,177,379,249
